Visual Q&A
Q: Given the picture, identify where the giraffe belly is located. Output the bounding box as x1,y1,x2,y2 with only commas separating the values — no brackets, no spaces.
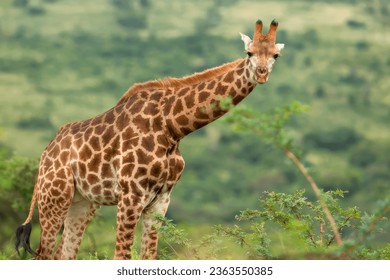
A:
74,176,120,206
74,172,170,207
72,158,172,206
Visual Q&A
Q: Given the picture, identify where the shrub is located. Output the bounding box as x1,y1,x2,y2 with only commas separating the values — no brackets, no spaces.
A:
346,20,366,29
13,0,29,8
156,190,390,259
27,5,46,16
304,127,361,151
0,152,38,247
17,115,54,130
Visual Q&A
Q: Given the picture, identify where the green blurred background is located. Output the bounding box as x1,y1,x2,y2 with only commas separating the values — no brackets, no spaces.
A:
0,0,389,259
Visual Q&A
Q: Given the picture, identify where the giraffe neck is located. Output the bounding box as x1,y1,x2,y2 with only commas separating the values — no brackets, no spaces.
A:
163,58,256,141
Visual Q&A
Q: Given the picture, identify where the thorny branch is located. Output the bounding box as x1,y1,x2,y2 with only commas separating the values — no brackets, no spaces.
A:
283,148,343,246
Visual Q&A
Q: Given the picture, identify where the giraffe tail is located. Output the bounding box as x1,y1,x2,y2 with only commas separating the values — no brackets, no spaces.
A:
15,184,38,257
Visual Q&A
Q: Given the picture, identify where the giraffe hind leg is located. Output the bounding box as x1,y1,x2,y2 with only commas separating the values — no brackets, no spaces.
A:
36,166,74,259
54,193,97,260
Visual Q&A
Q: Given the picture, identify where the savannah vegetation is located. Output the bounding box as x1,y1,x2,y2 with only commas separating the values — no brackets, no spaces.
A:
0,0,389,259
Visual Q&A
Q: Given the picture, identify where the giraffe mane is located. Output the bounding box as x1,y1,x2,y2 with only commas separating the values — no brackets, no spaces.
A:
117,58,244,105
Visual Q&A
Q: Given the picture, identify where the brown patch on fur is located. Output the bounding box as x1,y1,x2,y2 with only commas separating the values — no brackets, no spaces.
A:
143,103,159,116
101,163,114,178
141,135,155,152
176,115,189,126
198,91,209,103
173,99,184,115
88,154,101,173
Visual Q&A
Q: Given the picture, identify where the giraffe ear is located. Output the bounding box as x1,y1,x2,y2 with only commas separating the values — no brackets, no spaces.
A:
276,43,285,51
239,32,252,51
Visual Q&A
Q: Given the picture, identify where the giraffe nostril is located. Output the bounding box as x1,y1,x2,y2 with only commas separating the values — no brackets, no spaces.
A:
257,67,268,75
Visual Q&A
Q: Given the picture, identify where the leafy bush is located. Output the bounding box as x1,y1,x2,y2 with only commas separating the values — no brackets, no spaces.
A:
13,0,29,8
346,19,366,29
117,16,147,29
27,5,46,16
156,190,389,259
304,127,361,151
0,150,38,246
17,115,54,130
349,142,377,167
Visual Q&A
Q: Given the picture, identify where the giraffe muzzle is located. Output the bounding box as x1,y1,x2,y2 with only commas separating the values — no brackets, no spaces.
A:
256,66,268,84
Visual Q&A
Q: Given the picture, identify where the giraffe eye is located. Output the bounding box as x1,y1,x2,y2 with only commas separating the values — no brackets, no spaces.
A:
247,52,253,57
273,53,280,60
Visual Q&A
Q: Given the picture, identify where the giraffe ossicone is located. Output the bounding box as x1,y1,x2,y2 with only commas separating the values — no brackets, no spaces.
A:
15,20,284,260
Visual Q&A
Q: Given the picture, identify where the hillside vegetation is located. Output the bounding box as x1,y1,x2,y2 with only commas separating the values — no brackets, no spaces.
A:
0,0,389,259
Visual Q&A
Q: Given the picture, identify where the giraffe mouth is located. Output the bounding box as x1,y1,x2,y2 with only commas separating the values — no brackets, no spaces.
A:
257,75,268,84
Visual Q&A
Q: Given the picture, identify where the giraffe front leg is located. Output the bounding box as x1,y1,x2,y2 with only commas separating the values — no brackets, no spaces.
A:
141,192,171,260
114,191,144,260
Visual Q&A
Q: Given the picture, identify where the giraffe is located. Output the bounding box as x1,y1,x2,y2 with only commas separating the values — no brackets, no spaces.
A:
15,20,284,260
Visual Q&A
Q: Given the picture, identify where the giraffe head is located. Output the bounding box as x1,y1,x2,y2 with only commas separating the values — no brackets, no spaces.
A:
240,19,285,84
